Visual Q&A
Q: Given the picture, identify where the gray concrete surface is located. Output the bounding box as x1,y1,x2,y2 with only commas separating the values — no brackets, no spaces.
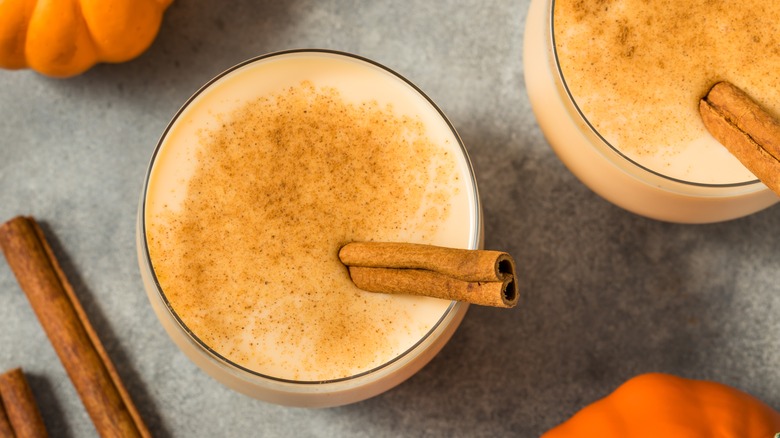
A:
0,0,778,436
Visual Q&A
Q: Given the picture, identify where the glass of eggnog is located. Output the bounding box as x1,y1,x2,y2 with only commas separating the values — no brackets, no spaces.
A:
524,0,780,223
136,50,482,407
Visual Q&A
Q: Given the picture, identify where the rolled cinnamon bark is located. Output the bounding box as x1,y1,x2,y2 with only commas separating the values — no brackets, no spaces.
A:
0,367,47,437
0,395,14,438
339,242,519,308
339,242,515,282
699,81,780,196
0,216,150,438
348,266,518,308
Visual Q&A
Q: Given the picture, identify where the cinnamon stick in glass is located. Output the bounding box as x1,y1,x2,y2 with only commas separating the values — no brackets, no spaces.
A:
0,216,150,438
339,242,519,308
699,81,780,196
0,367,47,437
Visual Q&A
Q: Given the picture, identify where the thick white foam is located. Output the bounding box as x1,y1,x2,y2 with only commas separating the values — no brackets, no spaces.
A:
553,0,780,185
144,52,477,381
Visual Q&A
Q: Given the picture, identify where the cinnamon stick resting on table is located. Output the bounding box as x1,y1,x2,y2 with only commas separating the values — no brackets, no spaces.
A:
339,242,519,308
0,367,48,437
0,386,15,438
0,216,150,438
699,81,780,195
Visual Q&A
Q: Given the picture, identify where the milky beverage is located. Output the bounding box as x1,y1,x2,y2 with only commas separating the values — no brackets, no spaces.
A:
552,0,780,185
140,52,477,387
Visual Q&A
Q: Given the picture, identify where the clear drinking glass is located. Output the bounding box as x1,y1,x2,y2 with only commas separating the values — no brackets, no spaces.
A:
136,50,482,407
523,0,778,223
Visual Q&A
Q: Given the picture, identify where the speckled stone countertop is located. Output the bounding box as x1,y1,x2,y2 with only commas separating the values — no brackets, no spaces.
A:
1,1,778,436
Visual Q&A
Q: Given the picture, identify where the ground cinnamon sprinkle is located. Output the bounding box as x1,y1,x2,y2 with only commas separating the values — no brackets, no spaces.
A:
554,0,780,158
147,81,461,380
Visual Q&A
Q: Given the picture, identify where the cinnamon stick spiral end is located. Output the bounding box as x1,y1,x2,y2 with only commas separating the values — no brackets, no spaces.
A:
496,253,519,305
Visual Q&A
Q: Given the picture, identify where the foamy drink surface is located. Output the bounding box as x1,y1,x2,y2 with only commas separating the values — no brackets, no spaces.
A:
144,54,473,381
554,0,780,184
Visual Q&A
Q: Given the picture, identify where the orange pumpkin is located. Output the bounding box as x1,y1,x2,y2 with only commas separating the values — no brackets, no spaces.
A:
543,373,780,438
0,0,173,77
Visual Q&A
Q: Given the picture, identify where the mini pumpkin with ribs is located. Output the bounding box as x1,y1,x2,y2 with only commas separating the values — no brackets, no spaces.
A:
543,373,780,438
0,0,173,77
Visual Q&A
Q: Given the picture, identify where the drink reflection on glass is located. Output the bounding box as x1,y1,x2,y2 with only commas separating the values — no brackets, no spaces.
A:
137,50,482,407
524,0,780,223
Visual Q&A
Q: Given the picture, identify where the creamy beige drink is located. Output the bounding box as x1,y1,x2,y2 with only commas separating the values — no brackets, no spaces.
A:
524,0,780,222
554,0,780,184
137,51,480,406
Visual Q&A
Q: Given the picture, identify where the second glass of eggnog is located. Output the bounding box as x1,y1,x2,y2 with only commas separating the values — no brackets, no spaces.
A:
524,0,780,223
136,50,482,407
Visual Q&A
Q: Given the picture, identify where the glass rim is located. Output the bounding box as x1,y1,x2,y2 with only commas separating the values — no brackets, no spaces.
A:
139,48,481,386
548,0,761,189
